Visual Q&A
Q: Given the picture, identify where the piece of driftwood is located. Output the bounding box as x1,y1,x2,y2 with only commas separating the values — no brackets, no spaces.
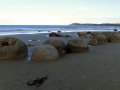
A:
27,76,48,87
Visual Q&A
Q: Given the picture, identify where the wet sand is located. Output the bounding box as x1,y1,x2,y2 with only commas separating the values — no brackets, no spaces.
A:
0,33,120,90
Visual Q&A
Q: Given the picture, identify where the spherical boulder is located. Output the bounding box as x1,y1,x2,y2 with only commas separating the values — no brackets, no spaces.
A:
102,32,113,42
67,39,89,53
77,32,87,38
49,32,61,37
31,45,60,62
89,38,98,46
90,33,108,45
102,32,113,38
43,38,66,55
108,32,120,43
0,37,28,60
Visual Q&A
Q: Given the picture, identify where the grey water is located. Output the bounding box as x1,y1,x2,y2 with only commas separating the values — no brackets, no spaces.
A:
0,25,119,35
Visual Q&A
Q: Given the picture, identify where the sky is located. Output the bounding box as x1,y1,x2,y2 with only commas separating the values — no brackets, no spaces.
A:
0,0,120,25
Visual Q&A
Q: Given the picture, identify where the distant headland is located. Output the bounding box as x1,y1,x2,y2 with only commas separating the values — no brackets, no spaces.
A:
70,23,120,26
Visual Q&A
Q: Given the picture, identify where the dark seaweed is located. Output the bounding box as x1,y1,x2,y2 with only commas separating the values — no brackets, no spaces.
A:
27,76,48,87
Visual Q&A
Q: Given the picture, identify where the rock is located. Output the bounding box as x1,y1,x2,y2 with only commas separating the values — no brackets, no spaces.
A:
31,45,60,62
102,32,113,42
49,32,61,37
114,29,117,32
90,33,108,45
67,39,89,53
57,31,62,34
77,32,91,38
77,32,87,38
86,31,92,34
108,32,120,43
102,32,113,37
43,38,66,55
89,38,98,45
65,34,72,38
90,32,99,38
0,37,28,60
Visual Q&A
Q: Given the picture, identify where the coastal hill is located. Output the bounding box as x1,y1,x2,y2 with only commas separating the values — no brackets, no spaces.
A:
70,23,120,26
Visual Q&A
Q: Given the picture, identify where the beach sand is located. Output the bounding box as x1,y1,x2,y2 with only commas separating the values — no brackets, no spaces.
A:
0,33,120,90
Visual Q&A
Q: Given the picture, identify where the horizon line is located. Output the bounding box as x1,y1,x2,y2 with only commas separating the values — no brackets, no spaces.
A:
0,23,120,25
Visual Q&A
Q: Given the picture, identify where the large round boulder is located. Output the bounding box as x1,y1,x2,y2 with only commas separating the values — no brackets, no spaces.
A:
89,38,98,46
0,37,28,60
89,33,108,45
49,32,61,37
67,39,89,53
102,32,113,38
108,32,120,43
77,32,87,38
43,38,66,55
31,45,60,62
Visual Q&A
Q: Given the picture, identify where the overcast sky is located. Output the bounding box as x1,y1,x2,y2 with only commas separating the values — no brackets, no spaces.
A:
0,0,120,25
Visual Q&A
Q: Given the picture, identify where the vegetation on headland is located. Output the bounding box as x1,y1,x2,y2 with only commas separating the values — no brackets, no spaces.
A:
70,23,120,26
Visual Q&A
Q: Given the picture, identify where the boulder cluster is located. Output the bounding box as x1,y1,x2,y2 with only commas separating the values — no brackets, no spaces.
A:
77,31,120,45
2,31,119,62
0,31,120,62
0,36,89,62
32,38,89,62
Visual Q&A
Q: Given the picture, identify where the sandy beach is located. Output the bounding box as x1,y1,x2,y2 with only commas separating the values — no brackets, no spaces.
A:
0,32,120,90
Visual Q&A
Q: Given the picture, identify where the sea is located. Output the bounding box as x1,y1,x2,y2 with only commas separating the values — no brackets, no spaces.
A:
0,25,120,36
